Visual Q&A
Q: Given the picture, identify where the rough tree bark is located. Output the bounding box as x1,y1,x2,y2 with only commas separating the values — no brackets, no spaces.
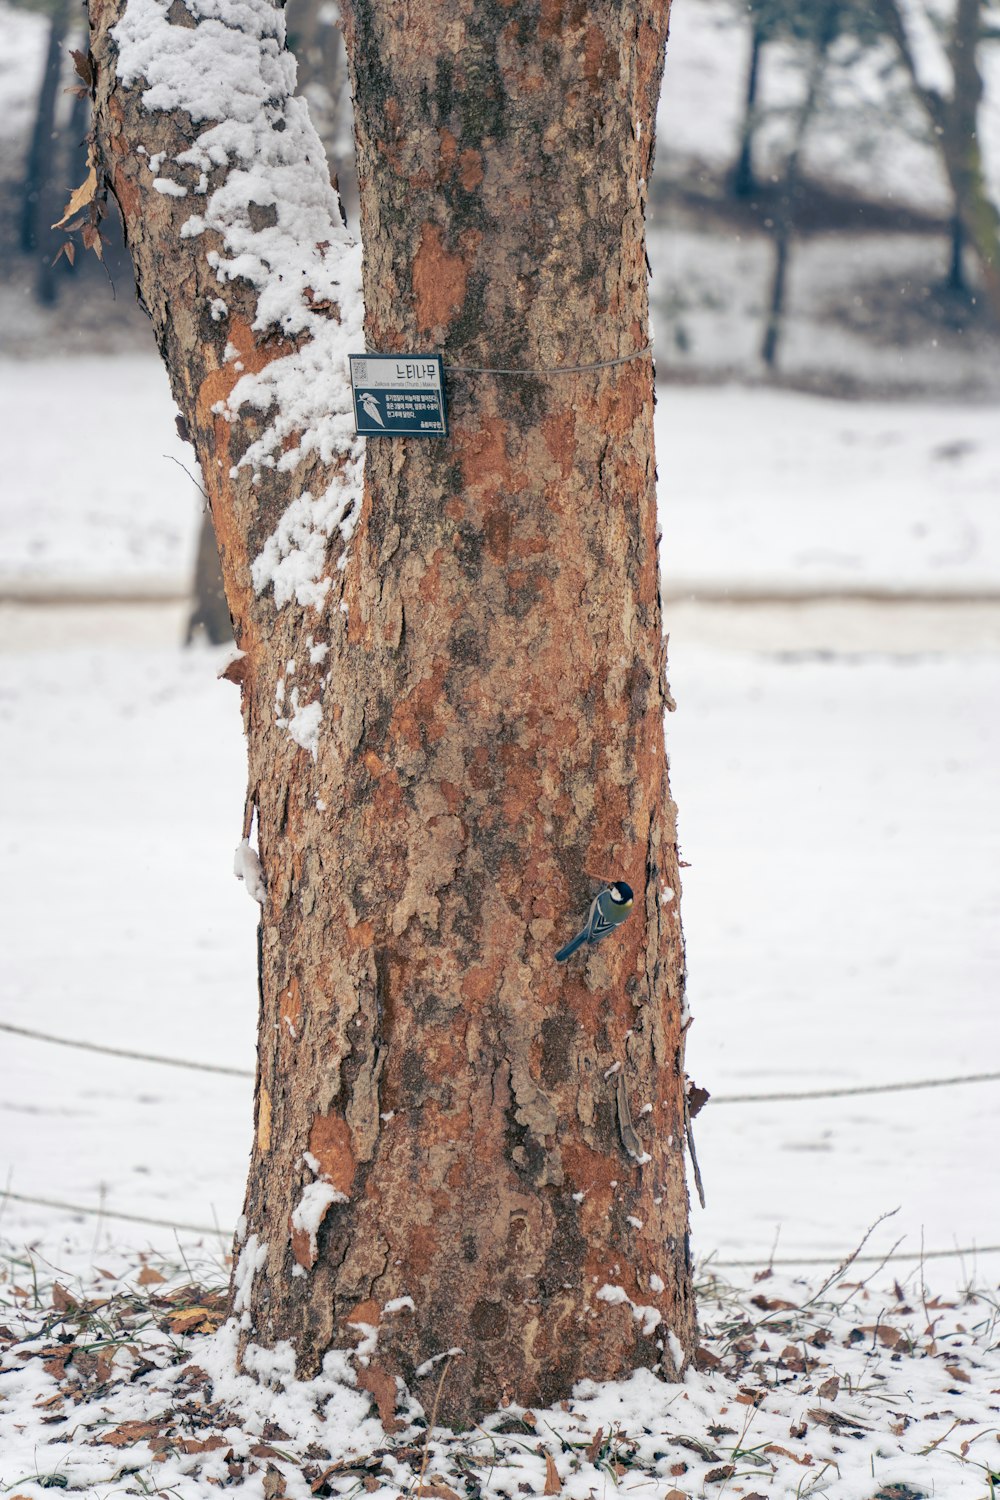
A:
89,0,692,1427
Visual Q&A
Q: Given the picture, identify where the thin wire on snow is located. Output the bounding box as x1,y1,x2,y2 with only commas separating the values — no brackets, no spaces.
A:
0,1020,253,1078
4,1019,997,1103
707,1243,1000,1268
711,1071,1000,1103
1,1188,223,1237
4,1185,1000,1268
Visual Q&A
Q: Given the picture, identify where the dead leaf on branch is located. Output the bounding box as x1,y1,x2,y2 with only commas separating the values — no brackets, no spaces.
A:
82,223,105,261
685,1078,711,1118
70,48,93,87
53,147,98,229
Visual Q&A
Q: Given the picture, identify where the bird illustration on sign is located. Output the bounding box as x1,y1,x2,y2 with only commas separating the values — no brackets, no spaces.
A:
360,392,385,427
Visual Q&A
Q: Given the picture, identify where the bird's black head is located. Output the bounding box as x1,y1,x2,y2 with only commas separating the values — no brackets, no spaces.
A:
610,881,634,905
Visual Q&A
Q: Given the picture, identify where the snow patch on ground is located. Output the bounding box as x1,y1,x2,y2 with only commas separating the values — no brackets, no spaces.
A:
2,1252,999,1498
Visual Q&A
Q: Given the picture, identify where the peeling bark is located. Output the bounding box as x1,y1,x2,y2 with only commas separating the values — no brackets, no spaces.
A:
90,0,692,1428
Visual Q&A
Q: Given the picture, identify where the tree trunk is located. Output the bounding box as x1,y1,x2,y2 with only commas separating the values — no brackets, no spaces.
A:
731,22,762,199
186,505,233,646
90,0,692,1428
288,0,358,225
941,0,1000,317
948,213,965,292
760,3,837,368
21,5,68,257
874,0,1000,321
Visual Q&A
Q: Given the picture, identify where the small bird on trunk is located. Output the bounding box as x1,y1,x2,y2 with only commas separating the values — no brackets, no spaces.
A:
555,881,634,962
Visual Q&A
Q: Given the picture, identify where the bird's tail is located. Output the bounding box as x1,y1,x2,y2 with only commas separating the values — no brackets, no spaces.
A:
555,929,587,963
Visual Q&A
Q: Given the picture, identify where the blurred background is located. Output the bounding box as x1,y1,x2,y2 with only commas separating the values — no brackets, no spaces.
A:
0,0,998,1285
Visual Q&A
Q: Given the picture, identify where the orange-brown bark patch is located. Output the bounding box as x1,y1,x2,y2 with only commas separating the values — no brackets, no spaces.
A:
438,128,458,179
458,149,484,191
390,660,449,750
111,162,140,222
541,409,576,478
346,920,374,949
356,1363,403,1433
412,222,467,334
195,321,296,428
539,0,587,39
290,1225,315,1270
582,25,614,87
482,505,512,562
457,417,512,494
462,967,496,1004
406,1222,440,1276
598,366,647,437
308,1112,357,1197
347,1298,382,1330
439,780,463,815
587,780,631,871
279,976,302,1034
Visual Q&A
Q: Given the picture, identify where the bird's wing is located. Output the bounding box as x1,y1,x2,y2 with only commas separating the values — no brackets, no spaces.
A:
588,897,617,942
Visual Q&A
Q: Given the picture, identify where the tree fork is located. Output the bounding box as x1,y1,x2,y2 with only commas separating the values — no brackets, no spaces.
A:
90,0,692,1426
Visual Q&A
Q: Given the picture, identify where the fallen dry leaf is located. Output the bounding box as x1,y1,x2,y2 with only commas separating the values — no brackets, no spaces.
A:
764,1443,813,1467
262,1465,286,1500
100,1420,162,1447
944,1364,972,1384
584,1427,604,1462
543,1452,560,1495
182,1436,229,1454
165,1306,225,1334
136,1266,167,1286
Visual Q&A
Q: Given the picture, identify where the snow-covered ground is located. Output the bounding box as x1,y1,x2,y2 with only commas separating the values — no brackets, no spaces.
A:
1,355,998,1293
3,359,999,601
2,626,998,1283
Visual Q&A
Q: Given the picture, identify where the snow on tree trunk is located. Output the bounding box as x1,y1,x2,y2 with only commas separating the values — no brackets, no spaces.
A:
89,0,692,1426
